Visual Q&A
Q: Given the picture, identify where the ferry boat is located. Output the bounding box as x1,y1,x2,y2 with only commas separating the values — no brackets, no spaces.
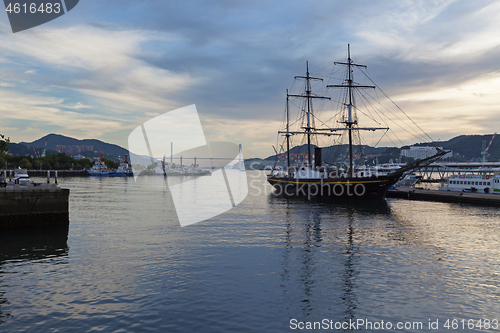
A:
267,45,448,200
439,173,500,193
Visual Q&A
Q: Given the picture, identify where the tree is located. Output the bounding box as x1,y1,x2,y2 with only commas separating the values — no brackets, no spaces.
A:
102,157,118,169
0,134,10,156
19,158,32,169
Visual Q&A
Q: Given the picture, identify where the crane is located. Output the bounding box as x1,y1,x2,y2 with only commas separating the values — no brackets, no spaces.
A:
32,145,40,158
41,138,48,157
482,132,496,165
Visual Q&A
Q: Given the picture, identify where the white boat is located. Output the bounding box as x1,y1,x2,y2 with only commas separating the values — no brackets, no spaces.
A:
110,162,133,176
439,173,500,193
87,161,110,176
109,155,133,177
11,168,32,186
374,162,403,175
87,152,110,176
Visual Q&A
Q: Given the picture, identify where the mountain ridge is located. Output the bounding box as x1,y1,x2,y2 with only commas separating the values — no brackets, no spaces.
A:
8,133,500,163
19,133,129,158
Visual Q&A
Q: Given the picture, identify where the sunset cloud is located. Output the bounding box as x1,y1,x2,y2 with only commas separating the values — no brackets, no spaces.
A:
0,0,499,157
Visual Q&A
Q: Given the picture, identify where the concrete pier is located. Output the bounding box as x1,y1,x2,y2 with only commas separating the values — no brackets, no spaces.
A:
0,184,69,228
387,187,500,207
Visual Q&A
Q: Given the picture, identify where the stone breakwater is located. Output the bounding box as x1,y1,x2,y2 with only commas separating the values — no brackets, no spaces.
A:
0,184,69,228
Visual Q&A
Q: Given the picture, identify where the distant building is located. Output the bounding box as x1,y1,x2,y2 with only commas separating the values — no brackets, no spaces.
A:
54,145,66,153
400,146,452,160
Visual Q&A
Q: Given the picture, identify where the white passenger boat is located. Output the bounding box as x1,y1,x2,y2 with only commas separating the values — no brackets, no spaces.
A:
439,173,500,194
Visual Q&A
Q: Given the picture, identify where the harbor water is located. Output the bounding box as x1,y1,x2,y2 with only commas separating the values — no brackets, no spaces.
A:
1,171,499,332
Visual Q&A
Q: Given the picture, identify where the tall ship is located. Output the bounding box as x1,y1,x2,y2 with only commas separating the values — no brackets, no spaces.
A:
267,45,447,200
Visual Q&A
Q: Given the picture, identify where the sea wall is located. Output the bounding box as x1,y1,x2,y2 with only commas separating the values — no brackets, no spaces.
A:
0,186,69,228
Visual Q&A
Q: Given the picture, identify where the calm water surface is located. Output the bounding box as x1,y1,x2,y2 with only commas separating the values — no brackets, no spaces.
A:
1,171,499,332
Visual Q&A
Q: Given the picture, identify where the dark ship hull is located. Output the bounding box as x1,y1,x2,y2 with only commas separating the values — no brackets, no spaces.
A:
267,174,399,200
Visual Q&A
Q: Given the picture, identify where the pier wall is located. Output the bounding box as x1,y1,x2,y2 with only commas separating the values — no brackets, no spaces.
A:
387,187,500,207
0,187,70,228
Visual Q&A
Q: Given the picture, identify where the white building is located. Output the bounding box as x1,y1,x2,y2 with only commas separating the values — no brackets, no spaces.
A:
400,146,452,160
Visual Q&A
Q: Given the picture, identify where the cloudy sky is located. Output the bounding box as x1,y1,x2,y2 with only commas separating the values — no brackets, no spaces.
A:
0,0,500,157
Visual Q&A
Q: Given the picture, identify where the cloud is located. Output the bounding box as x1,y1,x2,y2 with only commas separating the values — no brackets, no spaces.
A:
0,0,500,157
62,102,91,109
0,23,204,141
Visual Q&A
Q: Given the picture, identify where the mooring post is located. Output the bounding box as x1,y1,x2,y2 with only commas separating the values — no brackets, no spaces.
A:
47,170,50,183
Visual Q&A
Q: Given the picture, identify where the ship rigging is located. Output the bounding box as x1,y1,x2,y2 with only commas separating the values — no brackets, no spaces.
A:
267,45,448,200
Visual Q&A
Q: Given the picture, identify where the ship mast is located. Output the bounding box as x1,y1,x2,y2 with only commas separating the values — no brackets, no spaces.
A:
288,61,331,166
286,89,291,176
327,45,380,178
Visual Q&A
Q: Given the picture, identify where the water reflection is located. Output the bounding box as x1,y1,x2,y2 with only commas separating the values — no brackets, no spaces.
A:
271,195,392,331
0,225,69,324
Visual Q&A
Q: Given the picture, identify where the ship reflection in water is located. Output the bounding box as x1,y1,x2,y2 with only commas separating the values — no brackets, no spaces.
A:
0,225,69,323
268,189,500,332
273,196,391,328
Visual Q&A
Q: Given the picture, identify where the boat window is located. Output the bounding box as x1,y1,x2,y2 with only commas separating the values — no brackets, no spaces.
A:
488,182,491,186
475,182,478,185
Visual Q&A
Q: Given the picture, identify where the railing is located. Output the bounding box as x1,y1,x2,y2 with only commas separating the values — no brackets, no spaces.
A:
0,169,89,177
